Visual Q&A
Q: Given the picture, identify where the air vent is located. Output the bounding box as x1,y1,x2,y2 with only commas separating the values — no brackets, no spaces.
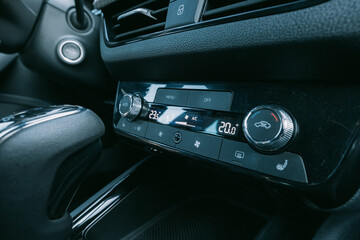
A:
203,0,297,20
103,0,169,43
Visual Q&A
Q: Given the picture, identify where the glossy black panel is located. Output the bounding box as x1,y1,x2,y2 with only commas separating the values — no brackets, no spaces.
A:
114,81,360,188
146,104,243,139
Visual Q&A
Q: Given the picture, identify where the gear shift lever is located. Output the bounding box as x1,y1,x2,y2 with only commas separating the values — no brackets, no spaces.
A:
0,105,105,240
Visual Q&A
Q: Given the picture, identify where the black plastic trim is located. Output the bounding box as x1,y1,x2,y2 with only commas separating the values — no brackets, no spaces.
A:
103,0,328,47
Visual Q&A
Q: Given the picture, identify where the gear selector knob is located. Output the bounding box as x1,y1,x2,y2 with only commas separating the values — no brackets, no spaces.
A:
0,105,105,240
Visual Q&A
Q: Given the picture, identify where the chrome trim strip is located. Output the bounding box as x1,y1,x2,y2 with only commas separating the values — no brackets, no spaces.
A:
117,8,157,21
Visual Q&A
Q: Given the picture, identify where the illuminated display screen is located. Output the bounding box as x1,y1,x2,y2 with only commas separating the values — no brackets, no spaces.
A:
147,105,242,138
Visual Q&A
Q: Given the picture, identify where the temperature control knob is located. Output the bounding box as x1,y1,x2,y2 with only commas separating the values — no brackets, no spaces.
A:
119,94,143,121
243,105,295,152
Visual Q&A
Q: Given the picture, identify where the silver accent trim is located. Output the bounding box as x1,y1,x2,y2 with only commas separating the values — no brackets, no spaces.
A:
57,39,85,65
0,105,85,144
117,8,157,21
194,0,207,23
119,93,143,121
243,105,295,152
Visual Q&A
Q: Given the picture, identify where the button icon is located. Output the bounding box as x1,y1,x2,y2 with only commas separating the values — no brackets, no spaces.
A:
194,140,201,148
276,159,288,171
177,4,185,15
165,95,176,100
203,97,212,103
234,151,245,159
173,132,182,144
254,121,272,129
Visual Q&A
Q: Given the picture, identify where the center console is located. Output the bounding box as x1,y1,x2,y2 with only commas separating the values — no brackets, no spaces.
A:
113,81,360,208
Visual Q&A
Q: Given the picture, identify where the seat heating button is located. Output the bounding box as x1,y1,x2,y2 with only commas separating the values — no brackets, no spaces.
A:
257,152,308,183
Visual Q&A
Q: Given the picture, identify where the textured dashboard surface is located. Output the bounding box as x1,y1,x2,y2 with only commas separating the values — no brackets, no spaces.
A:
101,0,360,81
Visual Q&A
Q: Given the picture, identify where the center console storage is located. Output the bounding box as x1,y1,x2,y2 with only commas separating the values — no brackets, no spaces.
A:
82,157,323,240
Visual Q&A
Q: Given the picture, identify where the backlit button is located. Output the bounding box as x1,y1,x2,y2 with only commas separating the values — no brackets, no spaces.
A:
257,152,308,183
129,120,148,137
57,39,85,65
116,117,132,133
62,42,81,60
186,91,233,111
154,89,189,106
165,0,206,29
145,122,177,146
175,130,222,159
219,139,259,170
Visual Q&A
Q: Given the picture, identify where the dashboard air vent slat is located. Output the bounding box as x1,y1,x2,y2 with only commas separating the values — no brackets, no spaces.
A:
203,0,297,20
103,0,168,43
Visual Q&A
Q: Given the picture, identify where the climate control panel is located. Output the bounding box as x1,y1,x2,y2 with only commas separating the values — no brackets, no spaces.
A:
115,87,307,183
113,81,360,208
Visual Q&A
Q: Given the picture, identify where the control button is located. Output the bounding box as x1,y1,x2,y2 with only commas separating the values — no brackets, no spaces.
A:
154,89,189,106
119,95,132,115
119,94,144,121
243,105,295,152
62,42,81,60
186,91,233,111
219,139,260,170
173,132,182,144
116,117,132,133
165,0,206,29
129,120,148,137
246,109,281,141
145,122,177,146
57,39,85,65
175,130,222,159
257,152,308,183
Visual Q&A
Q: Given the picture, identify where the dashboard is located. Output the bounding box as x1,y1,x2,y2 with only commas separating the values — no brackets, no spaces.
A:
98,0,360,210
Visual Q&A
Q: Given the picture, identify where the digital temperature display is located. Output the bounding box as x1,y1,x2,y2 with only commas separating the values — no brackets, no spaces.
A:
218,121,239,136
148,110,162,120
147,105,242,138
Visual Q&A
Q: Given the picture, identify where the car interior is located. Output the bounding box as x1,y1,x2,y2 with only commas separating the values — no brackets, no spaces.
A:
1,0,360,239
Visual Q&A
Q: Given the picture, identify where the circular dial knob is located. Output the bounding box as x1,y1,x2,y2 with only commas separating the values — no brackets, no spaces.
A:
243,105,295,152
119,94,143,121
